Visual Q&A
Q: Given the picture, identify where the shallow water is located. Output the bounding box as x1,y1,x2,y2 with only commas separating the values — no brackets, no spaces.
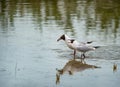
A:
0,0,120,87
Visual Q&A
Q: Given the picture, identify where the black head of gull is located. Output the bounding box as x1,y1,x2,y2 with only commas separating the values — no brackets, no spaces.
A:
57,34,65,41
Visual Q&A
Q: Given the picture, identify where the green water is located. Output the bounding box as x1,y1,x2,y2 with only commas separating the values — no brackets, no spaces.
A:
0,0,120,87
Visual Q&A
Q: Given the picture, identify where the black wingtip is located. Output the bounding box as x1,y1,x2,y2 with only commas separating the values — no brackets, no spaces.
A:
87,41,93,44
94,46,100,49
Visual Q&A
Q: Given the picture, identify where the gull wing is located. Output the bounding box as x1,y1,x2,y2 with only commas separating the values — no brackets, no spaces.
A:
76,44,95,52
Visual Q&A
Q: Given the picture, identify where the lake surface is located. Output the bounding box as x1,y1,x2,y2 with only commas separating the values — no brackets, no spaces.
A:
0,0,120,87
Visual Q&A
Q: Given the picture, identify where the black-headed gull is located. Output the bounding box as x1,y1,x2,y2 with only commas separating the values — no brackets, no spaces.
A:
57,34,95,59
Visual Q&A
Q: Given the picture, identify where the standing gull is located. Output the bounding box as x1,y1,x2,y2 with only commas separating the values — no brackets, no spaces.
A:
57,34,95,59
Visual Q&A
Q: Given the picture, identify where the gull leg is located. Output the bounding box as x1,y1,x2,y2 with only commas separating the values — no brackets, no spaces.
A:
73,50,76,59
80,53,86,60
83,53,86,59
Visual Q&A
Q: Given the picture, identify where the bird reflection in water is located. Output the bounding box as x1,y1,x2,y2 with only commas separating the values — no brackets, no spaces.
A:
56,59,100,84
